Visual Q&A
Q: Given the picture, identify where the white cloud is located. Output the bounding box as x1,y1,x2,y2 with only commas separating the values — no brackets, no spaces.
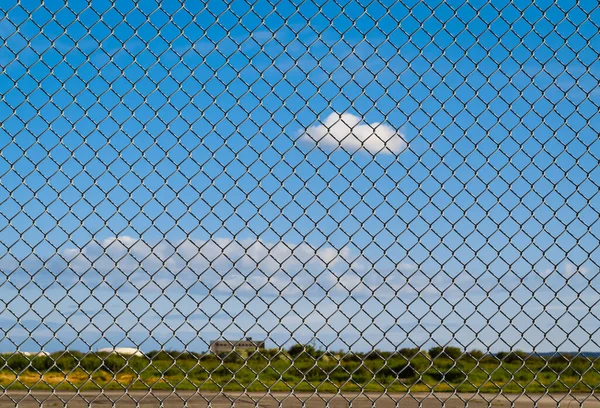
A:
538,263,591,279
53,236,364,294
300,112,406,155
38,236,438,306
562,263,589,277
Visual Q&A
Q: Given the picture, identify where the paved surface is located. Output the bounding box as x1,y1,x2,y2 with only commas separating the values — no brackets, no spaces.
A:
0,391,597,407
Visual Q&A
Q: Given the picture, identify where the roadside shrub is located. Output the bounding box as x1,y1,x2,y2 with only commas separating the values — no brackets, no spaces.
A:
558,366,585,377
211,365,235,378
247,352,268,364
176,351,202,361
102,355,127,374
480,353,500,364
232,367,256,382
467,349,485,360
428,347,443,359
281,366,303,382
5,354,30,372
127,356,151,373
258,366,280,381
364,351,383,361
30,356,53,372
514,367,531,381
497,351,529,364
55,351,85,359
526,353,544,364
325,366,348,382
147,351,177,362
543,358,592,377
319,354,331,364
80,355,103,372
162,366,185,377
288,344,305,358
369,350,392,359
256,348,277,358
569,358,593,373
432,357,453,369
444,368,466,383
351,366,372,384
548,354,571,365
398,348,421,359
376,362,416,380
189,366,209,380
429,346,462,360
429,368,466,383
147,350,201,361
53,355,78,372
146,350,162,359
288,344,320,359
409,355,432,371
340,353,361,363
222,352,243,363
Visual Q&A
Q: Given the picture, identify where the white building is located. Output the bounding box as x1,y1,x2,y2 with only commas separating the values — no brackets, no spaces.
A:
22,351,51,357
1,351,51,357
209,337,266,354
97,347,144,357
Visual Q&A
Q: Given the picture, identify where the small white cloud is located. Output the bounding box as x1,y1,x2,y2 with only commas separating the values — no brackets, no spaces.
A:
539,263,591,279
300,112,405,155
562,263,589,277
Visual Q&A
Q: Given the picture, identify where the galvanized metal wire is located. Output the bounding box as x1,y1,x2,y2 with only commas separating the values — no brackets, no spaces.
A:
0,0,599,407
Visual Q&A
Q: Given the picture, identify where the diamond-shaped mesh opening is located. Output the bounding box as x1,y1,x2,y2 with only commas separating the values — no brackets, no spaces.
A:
0,0,599,406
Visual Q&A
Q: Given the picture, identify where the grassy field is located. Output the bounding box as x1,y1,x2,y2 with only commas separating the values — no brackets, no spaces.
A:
0,347,597,393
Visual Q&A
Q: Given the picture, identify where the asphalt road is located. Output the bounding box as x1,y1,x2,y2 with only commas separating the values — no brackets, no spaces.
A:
0,391,597,407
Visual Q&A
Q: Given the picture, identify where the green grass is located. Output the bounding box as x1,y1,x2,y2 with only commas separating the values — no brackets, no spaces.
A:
0,349,597,393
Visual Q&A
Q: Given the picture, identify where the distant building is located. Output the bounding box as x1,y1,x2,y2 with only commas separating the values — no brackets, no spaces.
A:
210,337,265,354
24,351,51,357
2,351,51,357
97,347,144,357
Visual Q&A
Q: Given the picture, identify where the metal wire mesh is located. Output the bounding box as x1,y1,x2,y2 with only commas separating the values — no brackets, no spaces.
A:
0,0,599,406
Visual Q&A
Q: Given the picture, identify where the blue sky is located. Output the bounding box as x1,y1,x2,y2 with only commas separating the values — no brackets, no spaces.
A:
0,0,599,354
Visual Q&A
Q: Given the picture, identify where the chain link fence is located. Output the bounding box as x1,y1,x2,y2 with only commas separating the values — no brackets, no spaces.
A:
0,0,600,406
